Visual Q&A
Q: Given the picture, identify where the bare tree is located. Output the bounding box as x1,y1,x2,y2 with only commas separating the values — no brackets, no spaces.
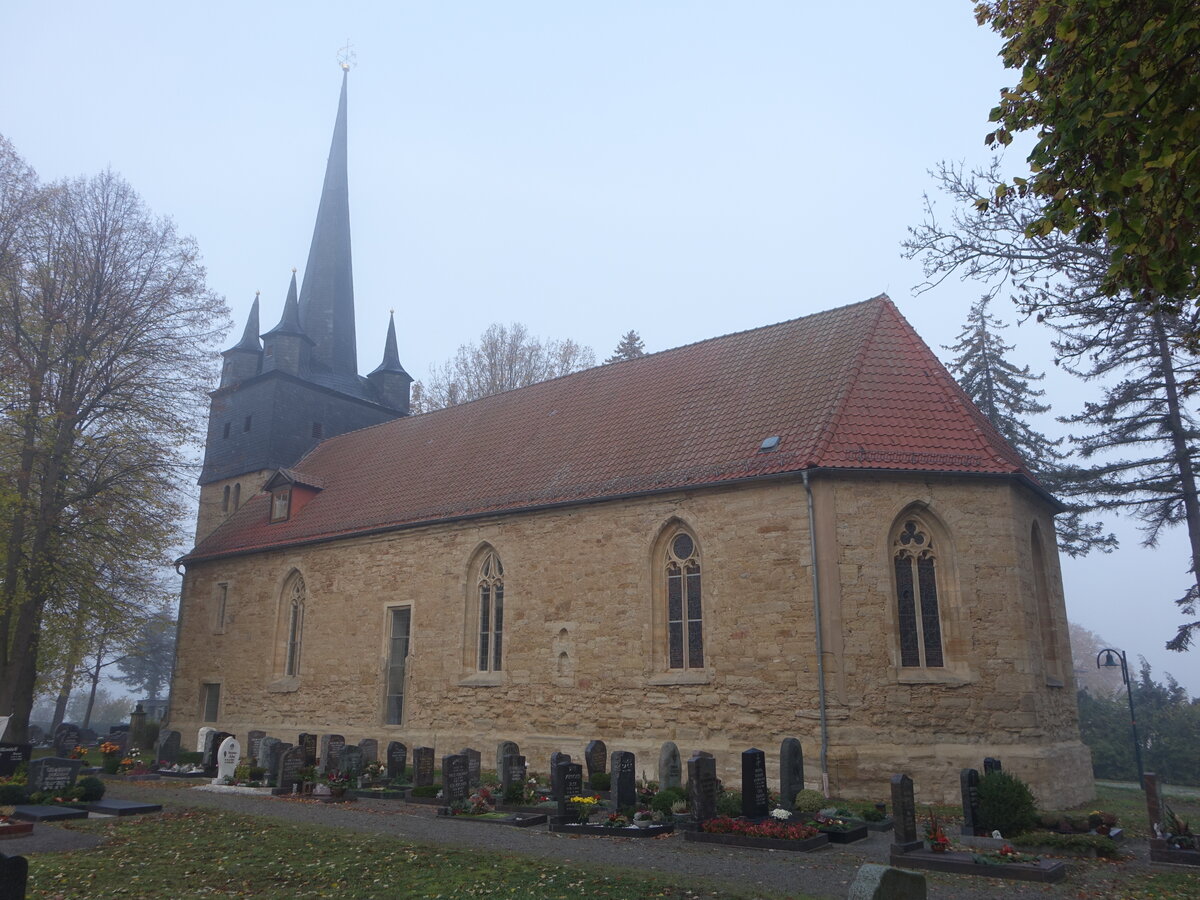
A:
415,322,595,411
0,136,228,741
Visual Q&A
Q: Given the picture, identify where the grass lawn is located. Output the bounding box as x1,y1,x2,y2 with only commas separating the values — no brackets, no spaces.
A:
24,808,799,899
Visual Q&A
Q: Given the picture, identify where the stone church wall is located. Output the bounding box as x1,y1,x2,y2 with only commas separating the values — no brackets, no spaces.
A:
170,472,1094,806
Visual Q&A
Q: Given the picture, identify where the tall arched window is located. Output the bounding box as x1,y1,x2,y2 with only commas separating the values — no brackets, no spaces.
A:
477,551,503,672
893,519,944,668
666,531,703,669
284,573,305,677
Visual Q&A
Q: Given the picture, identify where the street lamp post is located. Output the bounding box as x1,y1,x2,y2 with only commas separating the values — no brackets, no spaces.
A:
1097,648,1145,788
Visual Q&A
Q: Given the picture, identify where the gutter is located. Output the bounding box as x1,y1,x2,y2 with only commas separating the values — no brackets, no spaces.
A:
802,470,830,797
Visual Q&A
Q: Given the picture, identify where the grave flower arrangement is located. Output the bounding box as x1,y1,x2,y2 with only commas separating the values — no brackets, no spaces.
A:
1164,805,1197,850
118,747,145,775
632,809,664,828
99,741,123,774
567,795,602,823
808,808,862,832
603,812,631,828
700,815,819,841
924,809,951,852
67,745,91,765
321,769,351,796
363,760,386,784
969,844,1042,865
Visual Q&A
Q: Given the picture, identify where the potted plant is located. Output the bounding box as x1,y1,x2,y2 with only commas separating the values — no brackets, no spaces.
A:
322,769,351,798
925,808,951,853
99,742,122,774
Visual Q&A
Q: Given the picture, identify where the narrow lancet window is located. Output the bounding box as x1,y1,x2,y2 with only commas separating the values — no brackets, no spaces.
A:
477,552,503,672
893,519,944,667
666,531,703,669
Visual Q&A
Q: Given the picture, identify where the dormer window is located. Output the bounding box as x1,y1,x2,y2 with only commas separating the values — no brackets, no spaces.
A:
270,489,291,523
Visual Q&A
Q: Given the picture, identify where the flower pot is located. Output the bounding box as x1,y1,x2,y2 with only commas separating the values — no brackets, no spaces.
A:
329,786,347,798
930,841,949,853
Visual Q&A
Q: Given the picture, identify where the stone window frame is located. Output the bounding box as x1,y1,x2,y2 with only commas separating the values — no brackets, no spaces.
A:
884,504,973,685
212,581,229,634
648,518,713,685
200,682,221,722
383,605,413,726
1030,520,1064,687
268,568,306,693
459,543,508,686
270,488,291,523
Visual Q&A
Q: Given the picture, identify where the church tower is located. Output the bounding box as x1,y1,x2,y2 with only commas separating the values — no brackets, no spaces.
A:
195,69,409,540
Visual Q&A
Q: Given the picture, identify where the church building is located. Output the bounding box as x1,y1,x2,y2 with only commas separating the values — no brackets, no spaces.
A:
168,72,1095,806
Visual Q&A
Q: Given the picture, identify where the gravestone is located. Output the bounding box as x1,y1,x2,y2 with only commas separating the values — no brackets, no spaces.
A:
157,731,181,765
278,745,306,794
205,732,233,772
687,752,718,824
214,736,241,783
28,757,82,793
585,740,607,778
52,723,80,757
501,754,526,800
320,734,346,773
299,733,318,767
1145,772,1165,836
496,740,519,770
847,863,927,900
460,747,481,788
549,751,571,793
983,757,1002,775
412,747,434,787
779,738,804,811
26,725,43,745
386,741,408,780
0,744,33,778
960,768,982,836
0,851,29,900
358,738,378,764
658,741,682,790
890,774,922,853
79,727,98,746
443,754,469,808
339,745,364,778
246,730,266,763
257,738,281,778
741,748,769,818
555,761,584,818
610,750,637,811
196,726,215,754
108,732,130,754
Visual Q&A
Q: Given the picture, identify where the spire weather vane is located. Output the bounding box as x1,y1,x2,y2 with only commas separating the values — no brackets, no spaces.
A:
337,40,357,72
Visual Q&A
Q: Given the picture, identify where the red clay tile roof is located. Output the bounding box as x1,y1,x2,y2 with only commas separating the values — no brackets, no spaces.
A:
184,294,1042,563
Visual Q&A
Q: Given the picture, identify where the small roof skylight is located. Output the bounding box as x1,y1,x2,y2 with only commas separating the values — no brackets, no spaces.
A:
759,435,781,452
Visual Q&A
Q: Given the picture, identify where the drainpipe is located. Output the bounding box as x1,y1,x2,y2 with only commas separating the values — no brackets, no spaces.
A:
802,470,830,797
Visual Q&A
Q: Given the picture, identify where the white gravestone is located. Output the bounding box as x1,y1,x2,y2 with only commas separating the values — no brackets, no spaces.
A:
214,736,241,784
197,726,216,754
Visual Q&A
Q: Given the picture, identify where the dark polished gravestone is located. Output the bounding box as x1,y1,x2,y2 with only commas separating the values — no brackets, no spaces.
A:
0,743,33,778
983,757,1002,775
0,850,29,900
501,754,526,799
741,748,770,819
52,723,80,757
261,740,292,786
386,741,408,781
658,742,682,791
779,738,804,812
246,730,266,764
11,804,87,822
687,753,718,824
495,741,519,771
204,732,233,772
339,746,364,779
320,734,346,774
358,738,378,764
585,740,607,778
890,774,923,854
610,751,637,811
277,745,306,794
960,768,982,836
299,733,318,768
555,761,584,818
549,752,571,794
85,798,163,816
443,754,470,808
412,747,435,787
156,731,182,766
460,748,481,788
28,757,83,793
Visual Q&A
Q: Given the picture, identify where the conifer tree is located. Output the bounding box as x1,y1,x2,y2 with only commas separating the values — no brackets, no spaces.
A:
605,330,646,363
943,297,1115,558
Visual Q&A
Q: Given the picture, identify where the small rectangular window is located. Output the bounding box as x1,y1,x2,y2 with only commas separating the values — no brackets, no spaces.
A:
243,415,252,433
270,490,291,523
386,608,412,725
222,422,231,439
201,683,220,722
312,422,323,439
213,583,228,633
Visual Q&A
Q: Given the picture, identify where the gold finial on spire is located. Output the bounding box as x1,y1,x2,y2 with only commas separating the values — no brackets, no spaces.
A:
292,266,297,273
337,39,356,72
255,290,260,297
389,307,395,315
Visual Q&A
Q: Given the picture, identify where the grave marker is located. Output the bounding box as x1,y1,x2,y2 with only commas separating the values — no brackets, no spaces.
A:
278,745,306,793
0,851,29,900
1145,772,1165,837
741,748,769,819
495,740,519,770
779,738,804,811
340,745,364,778
246,730,266,763
555,761,584,819
501,754,526,800
412,747,434,786
257,738,281,779
299,733,318,767
196,726,215,754
205,731,233,772
687,752,718,824
358,738,378,764
443,754,469,808
28,757,82,793
890,774,922,853
585,740,607,778
0,744,33,778
658,741,682,790
214,736,241,783
610,750,637,811
983,757,1002,775
157,731,181,765
386,741,408,780
549,751,571,793
460,747,481,788
320,734,346,774
52,723,80,757
960,768,982,836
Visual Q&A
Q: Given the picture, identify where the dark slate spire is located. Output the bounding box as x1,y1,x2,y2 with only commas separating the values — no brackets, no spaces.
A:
231,293,262,351
370,311,409,377
297,68,357,376
368,311,413,413
220,292,264,386
264,271,310,339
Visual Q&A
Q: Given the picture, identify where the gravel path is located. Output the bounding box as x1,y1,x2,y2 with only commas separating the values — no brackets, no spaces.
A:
3,780,1178,899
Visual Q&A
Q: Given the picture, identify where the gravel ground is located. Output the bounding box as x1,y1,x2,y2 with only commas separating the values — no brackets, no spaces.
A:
1,780,1176,899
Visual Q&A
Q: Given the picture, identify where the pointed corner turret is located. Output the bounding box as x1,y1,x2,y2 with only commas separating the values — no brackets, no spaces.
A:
368,311,413,413
262,271,315,376
220,293,264,387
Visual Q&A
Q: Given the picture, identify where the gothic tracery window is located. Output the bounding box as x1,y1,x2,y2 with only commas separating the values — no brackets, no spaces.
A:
666,531,704,669
893,519,944,668
284,574,305,677
477,551,503,672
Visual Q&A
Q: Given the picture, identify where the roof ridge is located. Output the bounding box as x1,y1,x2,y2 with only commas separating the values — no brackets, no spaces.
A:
809,296,890,466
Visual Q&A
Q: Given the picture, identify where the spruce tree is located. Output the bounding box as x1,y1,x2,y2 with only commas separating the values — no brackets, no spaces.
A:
605,330,646,363
944,297,1115,557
